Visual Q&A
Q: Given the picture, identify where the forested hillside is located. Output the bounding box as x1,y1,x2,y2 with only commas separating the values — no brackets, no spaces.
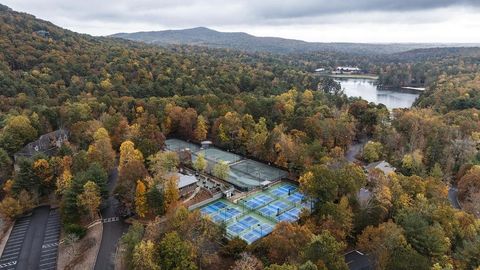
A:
0,4,479,270
111,27,479,55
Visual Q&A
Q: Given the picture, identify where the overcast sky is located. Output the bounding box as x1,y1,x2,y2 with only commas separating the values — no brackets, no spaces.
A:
3,0,480,43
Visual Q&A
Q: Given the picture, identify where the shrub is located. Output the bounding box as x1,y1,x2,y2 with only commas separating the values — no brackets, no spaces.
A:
64,223,87,238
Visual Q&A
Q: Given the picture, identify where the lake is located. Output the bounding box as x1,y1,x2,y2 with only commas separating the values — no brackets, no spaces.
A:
335,78,420,109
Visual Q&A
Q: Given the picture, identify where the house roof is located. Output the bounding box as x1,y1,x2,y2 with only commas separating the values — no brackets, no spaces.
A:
365,160,395,175
14,129,68,159
357,188,372,204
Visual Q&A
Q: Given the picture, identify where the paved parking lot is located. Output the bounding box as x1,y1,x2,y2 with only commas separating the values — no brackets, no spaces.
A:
0,216,31,269
38,209,60,270
0,206,61,270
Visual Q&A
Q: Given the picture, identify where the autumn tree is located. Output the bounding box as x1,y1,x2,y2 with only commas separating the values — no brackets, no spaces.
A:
262,222,313,264
121,222,145,270
135,180,148,218
18,189,34,212
0,148,12,182
164,174,180,209
357,221,428,270
194,115,208,141
0,197,23,221
158,231,197,270
118,141,147,207
401,149,426,176
193,153,207,173
13,158,40,197
246,117,269,158
33,158,54,192
56,156,73,195
148,151,179,178
212,160,230,180
130,113,166,157
77,181,101,221
62,164,107,223
0,115,37,154
133,240,159,270
119,140,144,170
146,186,165,216
362,141,383,163
303,231,348,270
87,128,116,172
300,163,366,210
231,252,263,270
458,165,480,215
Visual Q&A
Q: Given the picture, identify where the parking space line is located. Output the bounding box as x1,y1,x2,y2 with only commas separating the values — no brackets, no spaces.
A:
39,258,56,264
2,247,21,253
6,238,24,244
5,243,22,249
9,231,27,236
0,255,18,261
2,247,22,256
43,237,58,242
44,231,60,236
41,248,58,253
11,232,27,237
7,233,26,239
40,256,57,261
1,252,20,258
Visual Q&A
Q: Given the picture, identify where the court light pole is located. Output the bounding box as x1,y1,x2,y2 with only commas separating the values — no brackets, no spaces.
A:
257,224,262,236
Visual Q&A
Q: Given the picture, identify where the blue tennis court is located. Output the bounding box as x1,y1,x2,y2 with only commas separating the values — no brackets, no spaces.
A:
198,182,310,244
285,192,304,204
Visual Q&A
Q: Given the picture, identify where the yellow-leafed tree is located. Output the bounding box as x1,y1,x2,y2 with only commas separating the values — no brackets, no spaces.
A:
119,140,144,170
164,174,179,209
135,180,148,218
133,240,159,270
194,115,208,141
88,128,116,172
77,181,101,221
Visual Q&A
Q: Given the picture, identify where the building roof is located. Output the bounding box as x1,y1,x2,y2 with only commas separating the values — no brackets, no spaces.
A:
365,160,396,175
336,66,361,71
345,250,373,270
14,129,68,160
357,188,372,204
178,173,198,189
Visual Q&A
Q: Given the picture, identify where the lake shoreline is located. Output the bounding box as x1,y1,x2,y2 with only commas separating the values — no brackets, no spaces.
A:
326,74,379,80
335,77,420,109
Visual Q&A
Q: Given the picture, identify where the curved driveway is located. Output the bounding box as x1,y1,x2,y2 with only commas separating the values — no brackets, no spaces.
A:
94,167,129,270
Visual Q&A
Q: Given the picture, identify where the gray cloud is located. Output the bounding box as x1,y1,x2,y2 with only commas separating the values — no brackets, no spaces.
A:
3,0,480,42
252,0,480,19
6,0,480,25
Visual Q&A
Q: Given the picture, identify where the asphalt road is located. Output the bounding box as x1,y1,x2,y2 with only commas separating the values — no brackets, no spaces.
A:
94,166,129,270
346,139,367,163
448,186,461,209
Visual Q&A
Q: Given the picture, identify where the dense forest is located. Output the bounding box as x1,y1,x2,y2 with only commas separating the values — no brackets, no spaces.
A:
0,4,479,270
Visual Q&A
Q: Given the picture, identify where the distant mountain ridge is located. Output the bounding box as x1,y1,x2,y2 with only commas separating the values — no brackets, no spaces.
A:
110,27,479,55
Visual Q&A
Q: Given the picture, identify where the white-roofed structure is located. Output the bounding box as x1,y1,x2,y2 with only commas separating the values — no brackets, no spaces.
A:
178,174,198,189
365,160,396,175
